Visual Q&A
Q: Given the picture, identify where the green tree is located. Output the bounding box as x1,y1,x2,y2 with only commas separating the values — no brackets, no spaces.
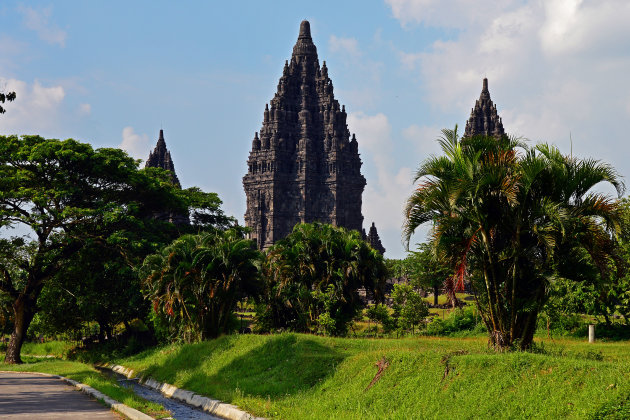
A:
391,283,429,333
366,303,394,334
0,135,186,363
28,243,148,341
406,243,452,306
0,90,16,114
258,223,387,335
403,127,623,350
140,230,261,341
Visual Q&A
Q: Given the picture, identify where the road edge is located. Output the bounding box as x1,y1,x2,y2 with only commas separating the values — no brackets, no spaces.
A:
0,370,154,420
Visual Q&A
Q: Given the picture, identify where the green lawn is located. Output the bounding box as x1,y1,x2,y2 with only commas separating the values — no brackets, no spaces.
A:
104,333,630,419
0,357,170,419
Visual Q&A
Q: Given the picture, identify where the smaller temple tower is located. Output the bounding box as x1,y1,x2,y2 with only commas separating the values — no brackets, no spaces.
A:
363,222,385,255
146,129,181,187
145,129,188,225
464,78,505,139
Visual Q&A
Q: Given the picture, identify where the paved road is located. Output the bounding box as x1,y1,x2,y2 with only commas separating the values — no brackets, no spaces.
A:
0,372,121,419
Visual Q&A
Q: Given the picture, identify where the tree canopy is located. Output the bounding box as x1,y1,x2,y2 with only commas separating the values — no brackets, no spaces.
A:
257,222,387,335
0,135,191,362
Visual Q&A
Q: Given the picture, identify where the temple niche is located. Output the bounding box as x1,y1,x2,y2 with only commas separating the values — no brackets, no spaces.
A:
242,21,383,253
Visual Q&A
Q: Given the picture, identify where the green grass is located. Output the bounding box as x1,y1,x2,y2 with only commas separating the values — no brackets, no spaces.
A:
103,333,630,419
0,357,170,419
21,340,74,358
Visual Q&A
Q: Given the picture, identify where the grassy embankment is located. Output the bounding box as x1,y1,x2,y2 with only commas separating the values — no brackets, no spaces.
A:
88,333,630,419
0,353,170,418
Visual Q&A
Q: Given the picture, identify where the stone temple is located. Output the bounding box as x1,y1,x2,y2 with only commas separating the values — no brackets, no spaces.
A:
243,21,382,251
145,129,188,224
464,78,505,139
146,129,181,187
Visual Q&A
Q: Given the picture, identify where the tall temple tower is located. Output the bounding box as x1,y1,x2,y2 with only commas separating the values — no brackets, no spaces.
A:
464,78,505,139
243,20,366,250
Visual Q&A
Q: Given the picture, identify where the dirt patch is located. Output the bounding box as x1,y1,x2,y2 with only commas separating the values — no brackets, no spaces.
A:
365,356,389,391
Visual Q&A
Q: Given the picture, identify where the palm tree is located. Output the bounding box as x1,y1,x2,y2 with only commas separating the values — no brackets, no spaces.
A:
258,223,387,335
404,127,624,349
140,230,261,341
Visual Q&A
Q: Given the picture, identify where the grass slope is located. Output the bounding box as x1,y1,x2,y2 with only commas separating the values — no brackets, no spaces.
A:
107,334,630,419
0,357,170,418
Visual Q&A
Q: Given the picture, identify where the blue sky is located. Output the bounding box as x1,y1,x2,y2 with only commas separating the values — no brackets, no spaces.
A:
2,0,630,258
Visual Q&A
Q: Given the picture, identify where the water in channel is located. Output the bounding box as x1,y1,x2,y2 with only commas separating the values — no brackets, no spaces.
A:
100,369,221,420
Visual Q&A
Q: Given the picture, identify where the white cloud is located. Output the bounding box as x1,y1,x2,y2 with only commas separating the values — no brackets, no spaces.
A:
119,127,150,160
398,51,423,70
385,0,516,28
78,103,91,115
402,124,445,157
348,112,415,254
329,35,362,57
18,6,67,47
0,78,65,134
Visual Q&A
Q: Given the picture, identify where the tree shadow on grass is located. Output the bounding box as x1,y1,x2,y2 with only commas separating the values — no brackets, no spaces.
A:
139,334,239,381
182,334,345,401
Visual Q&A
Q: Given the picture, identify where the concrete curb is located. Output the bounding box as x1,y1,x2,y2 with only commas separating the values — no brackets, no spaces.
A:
98,363,265,420
0,370,154,420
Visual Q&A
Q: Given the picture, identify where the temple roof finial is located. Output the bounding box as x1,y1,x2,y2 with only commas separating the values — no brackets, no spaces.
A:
157,129,166,146
292,20,317,58
299,20,311,39
482,77,488,92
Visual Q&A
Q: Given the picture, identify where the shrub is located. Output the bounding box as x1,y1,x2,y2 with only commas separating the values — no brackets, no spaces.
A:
424,307,484,336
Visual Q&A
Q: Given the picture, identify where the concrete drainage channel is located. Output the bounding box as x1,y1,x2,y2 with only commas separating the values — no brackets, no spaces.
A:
98,367,219,420
97,364,264,420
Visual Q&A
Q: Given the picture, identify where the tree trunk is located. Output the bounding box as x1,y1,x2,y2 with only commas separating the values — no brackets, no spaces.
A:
518,310,539,350
4,295,36,364
433,285,439,306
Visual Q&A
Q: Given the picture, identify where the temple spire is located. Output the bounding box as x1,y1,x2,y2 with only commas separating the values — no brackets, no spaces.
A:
464,78,505,139
367,222,385,255
157,129,166,147
145,129,181,187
